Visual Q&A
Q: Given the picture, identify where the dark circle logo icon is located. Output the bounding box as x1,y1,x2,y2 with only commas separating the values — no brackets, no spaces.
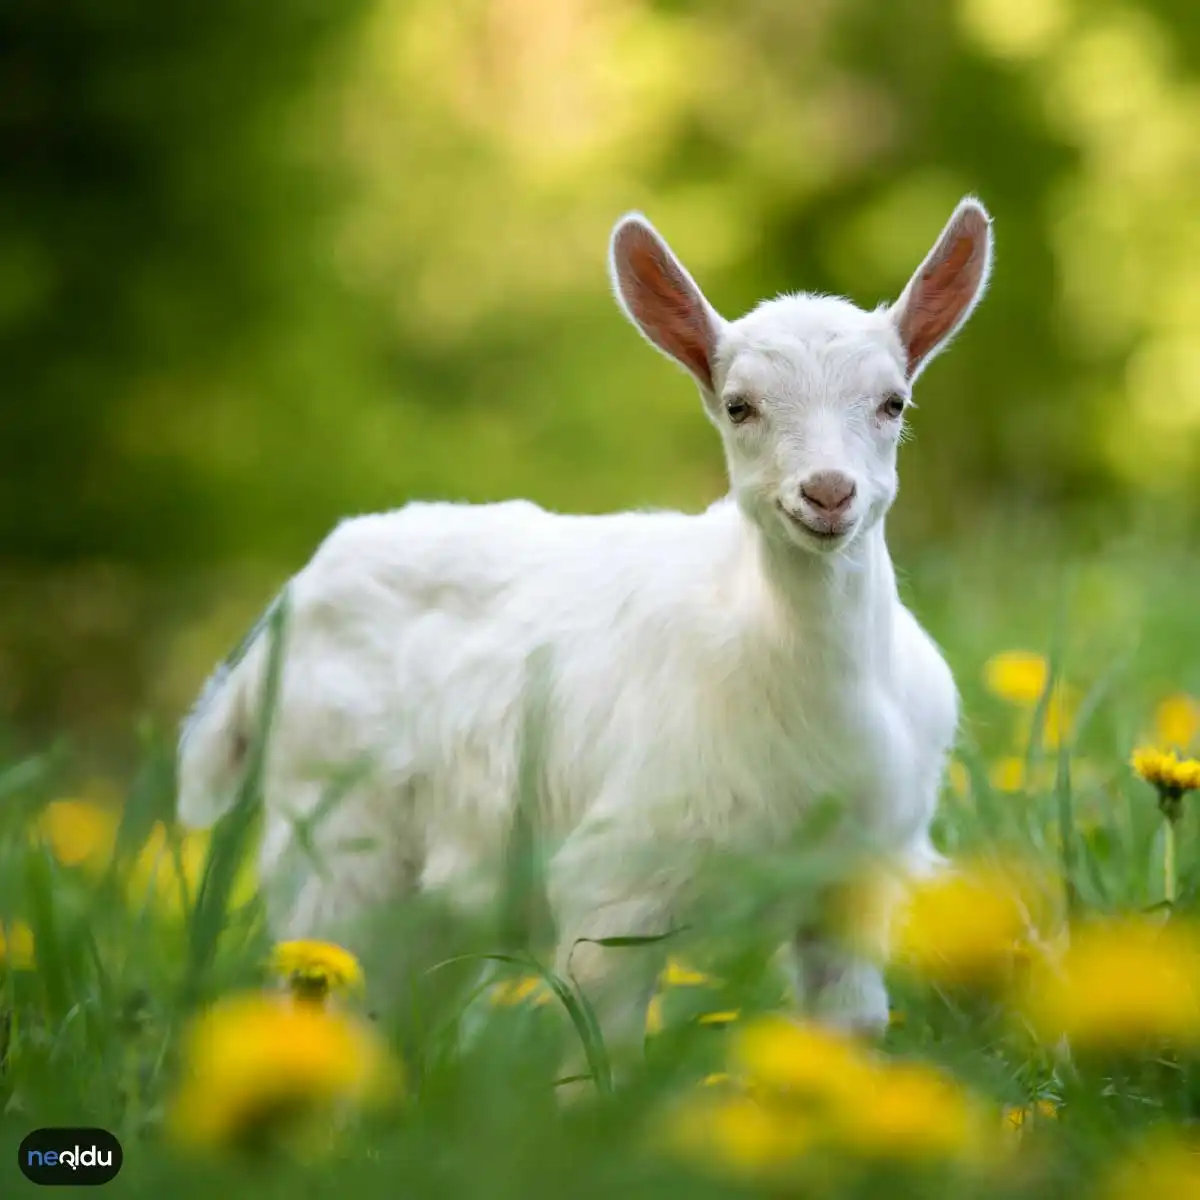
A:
18,1128,123,1186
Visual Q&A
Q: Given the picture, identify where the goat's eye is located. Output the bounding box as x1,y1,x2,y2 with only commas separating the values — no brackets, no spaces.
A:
879,393,907,420
725,396,754,424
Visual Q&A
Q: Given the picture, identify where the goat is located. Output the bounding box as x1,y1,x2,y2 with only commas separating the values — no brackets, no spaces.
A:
177,196,993,1070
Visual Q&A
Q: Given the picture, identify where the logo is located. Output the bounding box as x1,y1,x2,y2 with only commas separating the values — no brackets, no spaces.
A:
18,1129,123,1186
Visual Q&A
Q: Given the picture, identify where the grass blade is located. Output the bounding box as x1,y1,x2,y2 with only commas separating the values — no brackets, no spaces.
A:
183,588,290,1006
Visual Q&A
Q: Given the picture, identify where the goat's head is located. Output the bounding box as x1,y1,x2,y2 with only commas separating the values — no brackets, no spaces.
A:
609,198,993,555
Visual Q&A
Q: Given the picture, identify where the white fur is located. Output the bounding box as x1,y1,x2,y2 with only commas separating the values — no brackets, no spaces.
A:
177,197,992,1061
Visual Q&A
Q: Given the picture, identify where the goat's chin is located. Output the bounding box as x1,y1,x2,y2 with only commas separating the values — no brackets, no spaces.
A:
775,511,859,556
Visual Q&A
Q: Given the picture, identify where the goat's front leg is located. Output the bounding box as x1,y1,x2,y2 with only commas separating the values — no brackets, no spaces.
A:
788,924,890,1039
784,864,903,1039
547,826,679,1096
258,791,423,1023
786,838,942,1038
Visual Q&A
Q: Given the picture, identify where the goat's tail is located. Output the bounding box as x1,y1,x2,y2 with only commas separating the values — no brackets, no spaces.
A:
176,596,282,829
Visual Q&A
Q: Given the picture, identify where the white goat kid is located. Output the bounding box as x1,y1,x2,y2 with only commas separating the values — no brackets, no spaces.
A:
177,196,993,1067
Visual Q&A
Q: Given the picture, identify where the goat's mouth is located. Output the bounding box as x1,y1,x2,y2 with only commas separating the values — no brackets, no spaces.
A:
776,502,854,549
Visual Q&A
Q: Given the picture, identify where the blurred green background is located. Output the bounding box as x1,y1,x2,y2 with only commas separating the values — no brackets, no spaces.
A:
4,0,1200,770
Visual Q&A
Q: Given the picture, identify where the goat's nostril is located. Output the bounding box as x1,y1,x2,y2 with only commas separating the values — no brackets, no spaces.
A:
799,471,857,514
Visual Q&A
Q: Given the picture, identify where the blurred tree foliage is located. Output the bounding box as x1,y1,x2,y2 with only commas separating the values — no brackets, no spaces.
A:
0,0,373,563
4,0,1200,749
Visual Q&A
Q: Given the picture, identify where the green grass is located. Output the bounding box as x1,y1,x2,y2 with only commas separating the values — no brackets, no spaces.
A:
3,532,1200,1197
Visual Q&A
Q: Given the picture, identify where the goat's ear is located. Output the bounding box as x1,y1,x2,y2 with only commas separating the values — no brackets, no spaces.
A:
609,214,723,392
890,196,993,381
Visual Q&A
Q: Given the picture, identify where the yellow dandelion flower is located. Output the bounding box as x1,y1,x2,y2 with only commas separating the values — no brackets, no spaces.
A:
890,860,1046,988
127,826,256,918
490,975,539,1005
1154,693,1200,751
731,1015,874,1105
272,941,365,1004
125,825,200,914
1132,748,1200,902
1103,1134,1200,1200
0,920,35,970
833,1059,992,1163
168,992,396,1153
665,1093,814,1176
489,974,554,1007
988,756,1059,794
698,1010,740,1025
662,958,714,987
645,993,664,1037
1042,689,1074,749
1131,747,1200,796
36,799,118,869
984,651,1048,706
1019,917,1200,1049
1014,682,1078,751
1004,1099,1058,1135
946,759,971,802
989,756,1028,794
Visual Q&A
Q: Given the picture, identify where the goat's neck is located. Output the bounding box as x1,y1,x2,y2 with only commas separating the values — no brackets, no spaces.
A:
751,518,897,665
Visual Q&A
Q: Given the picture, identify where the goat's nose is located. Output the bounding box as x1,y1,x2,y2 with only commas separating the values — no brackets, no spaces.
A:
800,471,857,515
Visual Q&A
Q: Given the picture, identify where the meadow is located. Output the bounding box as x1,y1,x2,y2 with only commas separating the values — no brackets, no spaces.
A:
2,527,1200,1198
10,6,1200,1192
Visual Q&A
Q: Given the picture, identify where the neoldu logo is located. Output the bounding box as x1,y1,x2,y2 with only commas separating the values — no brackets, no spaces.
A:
18,1128,123,1186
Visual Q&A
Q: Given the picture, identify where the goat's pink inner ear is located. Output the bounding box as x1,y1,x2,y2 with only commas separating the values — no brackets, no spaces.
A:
897,206,990,377
614,222,715,390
